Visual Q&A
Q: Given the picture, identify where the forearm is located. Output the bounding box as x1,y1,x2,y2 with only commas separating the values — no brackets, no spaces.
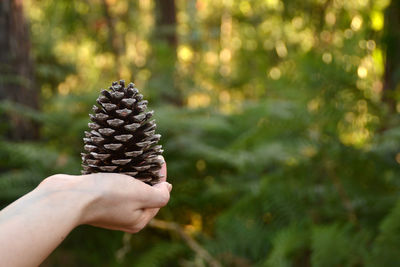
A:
0,167,170,267
0,176,90,267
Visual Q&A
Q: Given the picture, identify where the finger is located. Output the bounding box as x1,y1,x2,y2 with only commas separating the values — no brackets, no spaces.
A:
139,181,172,208
141,207,160,222
158,156,167,183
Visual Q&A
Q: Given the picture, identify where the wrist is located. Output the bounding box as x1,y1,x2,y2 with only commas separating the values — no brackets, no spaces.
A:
38,174,98,227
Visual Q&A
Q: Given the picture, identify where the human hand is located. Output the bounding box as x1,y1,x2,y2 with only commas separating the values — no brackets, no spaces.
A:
81,160,171,233
41,158,171,233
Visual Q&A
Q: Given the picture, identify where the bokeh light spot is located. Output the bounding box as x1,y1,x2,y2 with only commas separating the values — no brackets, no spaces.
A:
322,53,332,64
351,15,363,31
357,66,368,78
371,11,384,31
269,67,281,80
178,45,194,62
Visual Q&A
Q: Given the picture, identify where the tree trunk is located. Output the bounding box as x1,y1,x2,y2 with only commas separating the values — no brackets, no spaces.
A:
0,0,38,140
153,0,183,106
382,0,400,108
155,0,177,48
101,0,122,78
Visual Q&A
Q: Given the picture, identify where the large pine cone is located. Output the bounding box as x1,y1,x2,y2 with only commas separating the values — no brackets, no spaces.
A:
81,80,164,185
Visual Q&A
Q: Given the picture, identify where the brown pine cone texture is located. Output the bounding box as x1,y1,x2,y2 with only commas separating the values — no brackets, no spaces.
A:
81,80,163,185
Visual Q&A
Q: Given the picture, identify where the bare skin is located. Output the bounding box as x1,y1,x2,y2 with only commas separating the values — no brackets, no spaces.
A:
0,161,171,267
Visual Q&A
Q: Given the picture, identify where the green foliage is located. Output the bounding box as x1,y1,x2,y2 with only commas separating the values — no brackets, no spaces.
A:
132,242,187,267
369,200,400,266
264,224,310,267
1,0,400,266
310,224,369,267
0,140,79,207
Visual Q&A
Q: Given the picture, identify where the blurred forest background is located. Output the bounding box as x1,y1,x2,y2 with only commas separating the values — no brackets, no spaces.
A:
1,0,400,266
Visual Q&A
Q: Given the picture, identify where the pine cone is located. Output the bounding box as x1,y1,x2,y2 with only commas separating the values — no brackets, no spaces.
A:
81,80,164,185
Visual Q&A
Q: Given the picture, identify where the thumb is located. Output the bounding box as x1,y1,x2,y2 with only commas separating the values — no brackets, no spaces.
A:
158,157,167,183
142,181,172,208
